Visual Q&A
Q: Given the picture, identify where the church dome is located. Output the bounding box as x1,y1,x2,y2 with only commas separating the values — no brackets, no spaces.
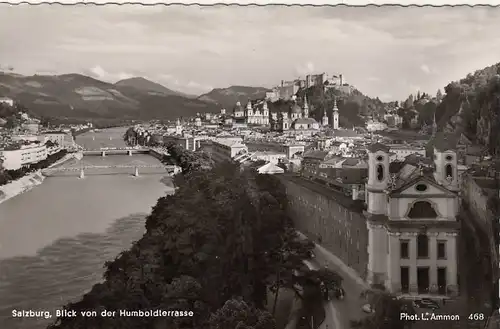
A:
233,101,244,113
290,102,302,114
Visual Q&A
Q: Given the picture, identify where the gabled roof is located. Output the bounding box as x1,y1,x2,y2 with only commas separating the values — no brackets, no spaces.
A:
389,173,457,197
303,150,329,160
366,142,390,153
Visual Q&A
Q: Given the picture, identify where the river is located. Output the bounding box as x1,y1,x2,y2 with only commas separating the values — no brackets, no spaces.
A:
0,127,174,329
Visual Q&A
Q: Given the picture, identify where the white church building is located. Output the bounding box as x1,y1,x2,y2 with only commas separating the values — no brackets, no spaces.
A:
364,141,460,298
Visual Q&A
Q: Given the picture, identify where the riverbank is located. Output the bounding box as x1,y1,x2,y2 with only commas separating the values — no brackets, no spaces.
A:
0,153,75,205
0,171,45,205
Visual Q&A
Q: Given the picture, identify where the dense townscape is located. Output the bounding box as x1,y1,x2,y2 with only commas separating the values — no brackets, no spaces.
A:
1,61,500,329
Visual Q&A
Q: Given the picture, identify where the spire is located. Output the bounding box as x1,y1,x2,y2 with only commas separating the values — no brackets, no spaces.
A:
432,109,437,136
333,98,338,111
303,95,309,118
263,101,268,110
247,100,252,110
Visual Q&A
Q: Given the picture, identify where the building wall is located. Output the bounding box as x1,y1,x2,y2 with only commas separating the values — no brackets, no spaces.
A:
1,144,47,170
462,174,494,232
386,231,458,294
282,178,369,279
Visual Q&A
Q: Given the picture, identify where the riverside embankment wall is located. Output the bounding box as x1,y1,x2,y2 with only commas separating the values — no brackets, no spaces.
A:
0,153,74,205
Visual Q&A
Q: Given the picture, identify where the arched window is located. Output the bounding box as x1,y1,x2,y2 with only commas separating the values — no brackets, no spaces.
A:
376,164,384,181
408,201,438,219
445,164,453,179
417,233,429,258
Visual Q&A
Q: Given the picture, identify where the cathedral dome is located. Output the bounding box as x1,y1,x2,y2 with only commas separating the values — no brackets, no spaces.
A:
233,101,244,113
291,102,302,114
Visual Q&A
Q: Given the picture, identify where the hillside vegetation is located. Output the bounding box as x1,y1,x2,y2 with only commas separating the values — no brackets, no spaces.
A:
0,72,219,121
198,86,270,109
435,62,500,155
296,85,384,127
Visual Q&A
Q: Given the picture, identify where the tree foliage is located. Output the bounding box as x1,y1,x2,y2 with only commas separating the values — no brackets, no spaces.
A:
47,142,320,329
435,62,500,155
352,288,412,329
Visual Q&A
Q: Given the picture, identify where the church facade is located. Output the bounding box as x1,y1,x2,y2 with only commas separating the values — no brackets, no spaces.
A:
282,139,461,299
273,95,321,136
365,142,460,297
230,100,270,127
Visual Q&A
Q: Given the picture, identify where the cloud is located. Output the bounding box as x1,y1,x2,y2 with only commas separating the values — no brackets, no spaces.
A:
84,65,134,82
420,64,431,75
1,6,500,100
295,62,316,77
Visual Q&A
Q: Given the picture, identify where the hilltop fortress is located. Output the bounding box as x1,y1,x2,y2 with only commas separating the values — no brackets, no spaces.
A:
266,72,354,102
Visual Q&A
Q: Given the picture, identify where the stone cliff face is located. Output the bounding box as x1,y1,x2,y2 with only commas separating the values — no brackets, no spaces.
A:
437,63,500,156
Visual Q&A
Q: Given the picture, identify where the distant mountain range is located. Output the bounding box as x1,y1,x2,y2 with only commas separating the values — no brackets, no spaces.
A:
0,72,270,121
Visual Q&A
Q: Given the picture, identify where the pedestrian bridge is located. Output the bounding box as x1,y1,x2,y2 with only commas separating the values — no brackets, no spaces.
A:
42,164,176,178
82,147,151,157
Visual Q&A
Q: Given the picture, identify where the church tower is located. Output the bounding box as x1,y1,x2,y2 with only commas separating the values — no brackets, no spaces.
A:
332,98,339,130
322,109,329,126
432,110,438,136
175,119,182,135
433,142,459,191
263,101,269,118
246,100,253,117
365,142,390,286
303,95,309,118
366,143,390,214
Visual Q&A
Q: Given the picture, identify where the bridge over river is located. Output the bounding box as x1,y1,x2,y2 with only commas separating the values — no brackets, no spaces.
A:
42,163,176,178
81,147,151,157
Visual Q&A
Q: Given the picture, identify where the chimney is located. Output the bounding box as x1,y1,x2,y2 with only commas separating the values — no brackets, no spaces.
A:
352,185,359,200
339,74,343,86
281,80,284,87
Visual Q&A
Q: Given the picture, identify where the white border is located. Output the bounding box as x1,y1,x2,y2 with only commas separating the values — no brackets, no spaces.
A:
2,0,500,5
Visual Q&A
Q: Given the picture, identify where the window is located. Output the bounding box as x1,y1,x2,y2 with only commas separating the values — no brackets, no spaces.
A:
445,164,453,179
376,155,384,161
415,184,428,192
400,267,410,293
437,240,446,259
445,155,453,161
417,233,429,258
408,201,438,219
400,240,409,259
376,164,384,181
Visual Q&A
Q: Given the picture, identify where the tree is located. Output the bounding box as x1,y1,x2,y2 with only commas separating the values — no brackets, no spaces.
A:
48,144,314,329
209,298,276,329
352,288,412,329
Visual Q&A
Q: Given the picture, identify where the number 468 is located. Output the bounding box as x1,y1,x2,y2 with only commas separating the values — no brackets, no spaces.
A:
468,313,485,321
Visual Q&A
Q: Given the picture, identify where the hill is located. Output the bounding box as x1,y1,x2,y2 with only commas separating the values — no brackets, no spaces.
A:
198,85,270,109
435,62,500,155
0,72,219,121
115,77,184,96
294,85,385,128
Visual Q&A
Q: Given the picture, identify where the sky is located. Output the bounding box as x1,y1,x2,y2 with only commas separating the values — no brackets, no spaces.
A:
1,5,500,101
